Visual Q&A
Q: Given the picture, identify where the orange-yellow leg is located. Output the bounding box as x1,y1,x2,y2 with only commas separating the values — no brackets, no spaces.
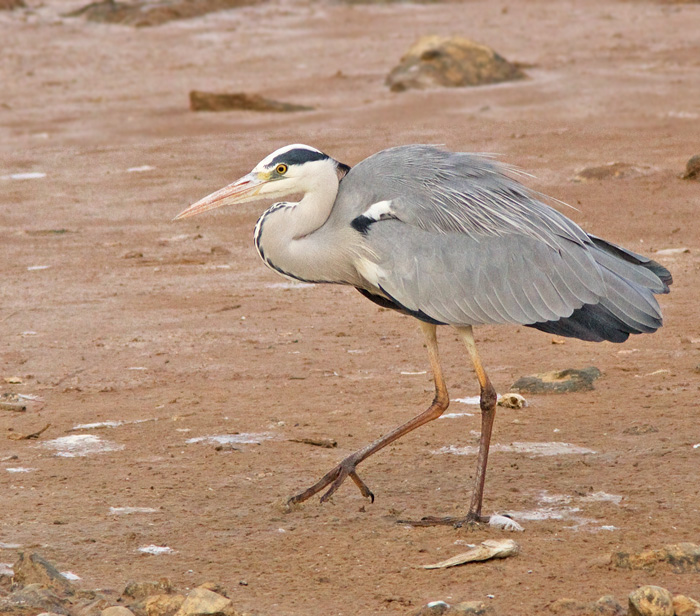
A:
400,325,497,527
287,321,449,506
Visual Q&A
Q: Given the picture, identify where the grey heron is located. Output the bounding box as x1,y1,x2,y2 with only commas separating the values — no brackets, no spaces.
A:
175,144,672,525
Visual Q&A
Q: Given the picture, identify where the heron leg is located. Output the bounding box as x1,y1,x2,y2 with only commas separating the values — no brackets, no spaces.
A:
459,325,498,523
400,325,496,527
287,321,449,506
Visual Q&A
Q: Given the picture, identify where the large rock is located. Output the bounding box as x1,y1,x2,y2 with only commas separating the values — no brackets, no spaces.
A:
511,367,601,394
11,553,75,596
628,586,674,616
123,579,174,602
0,583,71,615
174,587,239,616
386,35,525,92
102,607,137,616
611,543,700,573
549,595,625,615
144,593,186,616
65,0,261,26
673,595,700,616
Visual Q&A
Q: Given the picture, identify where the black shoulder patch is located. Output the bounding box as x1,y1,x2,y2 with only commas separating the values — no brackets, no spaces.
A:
350,214,374,235
269,148,328,168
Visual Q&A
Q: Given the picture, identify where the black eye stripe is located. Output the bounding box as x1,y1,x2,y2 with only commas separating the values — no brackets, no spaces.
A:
268,148,328,168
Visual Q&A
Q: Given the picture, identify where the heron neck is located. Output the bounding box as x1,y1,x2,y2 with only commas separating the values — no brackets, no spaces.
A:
255,174,341,282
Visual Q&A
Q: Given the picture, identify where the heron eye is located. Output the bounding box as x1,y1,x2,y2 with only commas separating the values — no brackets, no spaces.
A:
275,164,288,175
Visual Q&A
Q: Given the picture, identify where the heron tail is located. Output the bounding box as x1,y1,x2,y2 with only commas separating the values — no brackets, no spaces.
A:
528,236,672,343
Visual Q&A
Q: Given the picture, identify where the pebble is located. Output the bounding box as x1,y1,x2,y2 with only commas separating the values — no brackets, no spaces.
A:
628,585,674,616
681,154,700,180
386,35,525,92
189,91,313,113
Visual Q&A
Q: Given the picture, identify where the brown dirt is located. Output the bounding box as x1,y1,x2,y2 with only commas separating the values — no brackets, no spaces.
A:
1,1,699,614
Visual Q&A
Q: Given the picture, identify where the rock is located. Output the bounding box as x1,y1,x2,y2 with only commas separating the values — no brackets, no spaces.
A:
74,596,113,616
448,601,495,615
65,0,261,26
681,154,700,180
144,593,186,616
497,393,527,409
174,587,239,616
550,595,625,615
411,601,450,616
622,423,659,435
0,583,71,615
611,543,700,573
673,595,700,616
11,553,75,596
410,602,495,616
573,162,652,182
0,0,25,10
102,607,137,616
511,367,601,394
386,35,525,92
628,586,674,616
123,580,174,601
189,91,313,113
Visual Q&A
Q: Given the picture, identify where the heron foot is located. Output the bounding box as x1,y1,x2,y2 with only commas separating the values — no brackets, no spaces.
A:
396,512,490,528
287,454,375,506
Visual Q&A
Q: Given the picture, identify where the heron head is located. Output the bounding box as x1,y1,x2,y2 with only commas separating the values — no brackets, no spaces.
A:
174,144,349,220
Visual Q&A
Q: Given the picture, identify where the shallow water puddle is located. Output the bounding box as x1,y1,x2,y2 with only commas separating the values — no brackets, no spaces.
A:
109,507,159,515
186,432,273,445
436,441,596,456
41,435,125,457
138,545,174,555
507,490,621,532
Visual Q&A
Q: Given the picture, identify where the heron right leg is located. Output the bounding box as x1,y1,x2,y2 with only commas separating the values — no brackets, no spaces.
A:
287,321,449,506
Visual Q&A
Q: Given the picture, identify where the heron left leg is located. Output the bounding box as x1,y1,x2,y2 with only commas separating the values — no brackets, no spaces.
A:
287,321,449,507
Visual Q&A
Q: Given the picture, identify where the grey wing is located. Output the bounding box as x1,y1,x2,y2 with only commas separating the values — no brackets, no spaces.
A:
337,145,669,340
360,221,606,326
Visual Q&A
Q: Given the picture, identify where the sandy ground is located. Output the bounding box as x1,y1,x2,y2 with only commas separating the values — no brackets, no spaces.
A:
1,1,700,614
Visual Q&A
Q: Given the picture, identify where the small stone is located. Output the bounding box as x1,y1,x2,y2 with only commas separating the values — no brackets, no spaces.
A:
174,587,239,616
410,602,450,616
101,607,137,616
11,553,75,596
144,593,186,616
628,586,674,616
511,367,601,394
622,423,659,435
497,393,527,409
448,601,495,615
189,91,313,113
386,35,525,92
123,579,174,601
573,162,652,182
681,155,700,180
673,595,700,616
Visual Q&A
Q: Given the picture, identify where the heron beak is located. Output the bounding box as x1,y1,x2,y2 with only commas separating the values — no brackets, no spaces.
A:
173,173,266,220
